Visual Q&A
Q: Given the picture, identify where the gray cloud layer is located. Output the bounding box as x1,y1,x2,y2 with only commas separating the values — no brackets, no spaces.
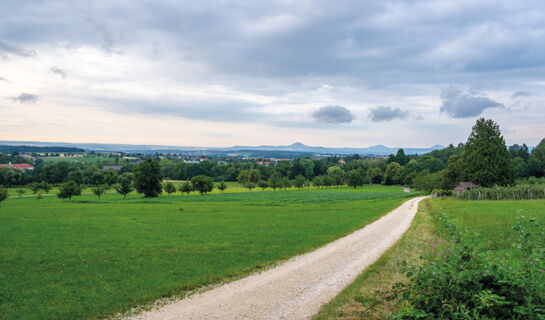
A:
10,93,39,103
368,106,409,122
440,88,503,118
0,40,36,58
312,105,355,124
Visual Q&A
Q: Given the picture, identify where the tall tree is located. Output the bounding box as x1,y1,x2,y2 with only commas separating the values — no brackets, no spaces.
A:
460,118,514,186
395,149,409,165
384,162,403,185
133,159,163,197
528,138,545,177
268,171,282,190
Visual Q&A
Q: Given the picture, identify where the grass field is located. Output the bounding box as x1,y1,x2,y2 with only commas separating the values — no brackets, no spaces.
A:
0,186,416,320
314,198,545,319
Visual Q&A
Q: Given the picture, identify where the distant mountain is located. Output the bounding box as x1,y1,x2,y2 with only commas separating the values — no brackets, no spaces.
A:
0,140,444,156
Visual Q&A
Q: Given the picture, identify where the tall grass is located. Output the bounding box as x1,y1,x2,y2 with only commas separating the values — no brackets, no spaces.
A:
459,184,545,200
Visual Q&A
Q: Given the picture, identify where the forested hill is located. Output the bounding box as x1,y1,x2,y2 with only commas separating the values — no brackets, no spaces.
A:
0,145,85,153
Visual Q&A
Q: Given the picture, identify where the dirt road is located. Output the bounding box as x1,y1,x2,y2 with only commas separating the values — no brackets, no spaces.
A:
129,196,426,320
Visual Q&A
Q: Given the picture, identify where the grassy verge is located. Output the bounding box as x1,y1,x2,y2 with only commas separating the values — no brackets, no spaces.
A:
314,198,434,320
0,187,415,320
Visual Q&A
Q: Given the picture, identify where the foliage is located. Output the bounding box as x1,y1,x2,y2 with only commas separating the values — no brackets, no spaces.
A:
293,174,307,189
0,187,7,207
327,166,344,187
179,181,193,195
268,171,282,190
217,181,228,193
363,209,545,320
191,175,214,195
28,182,41,194
258,180,269,191
346,170,365,188
368,167,384,184
385,162,403,185
460,118,515,187
91,185,108,199
133,159,163,197
163,182,177,195
57,181,82,200
17,188,25,198
238,169,260,191
529,139,545,178
114,173,133,198
39,181,52,193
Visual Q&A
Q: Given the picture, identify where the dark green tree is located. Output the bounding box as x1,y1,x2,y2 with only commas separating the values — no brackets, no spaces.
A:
0,187,7,207
133,158,163,197
258,180,269,191
217,181,227,193
191,175,214,195
114,173,133,198
281,177,292,190
460,118,514,186
163,182,176,195
368,167,383,184
327,166,344,187
346,170,364,188
57,181,81,200
312,176,323,189
384,162,403,185
528,138,545,177
268,171,282,190
395,148,409,165
293,175,307,189
39,181,52,193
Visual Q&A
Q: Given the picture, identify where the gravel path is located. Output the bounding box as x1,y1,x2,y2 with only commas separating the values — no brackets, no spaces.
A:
128,196,426,320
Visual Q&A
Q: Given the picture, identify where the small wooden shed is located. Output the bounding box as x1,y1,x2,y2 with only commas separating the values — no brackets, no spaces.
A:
453,182,478,196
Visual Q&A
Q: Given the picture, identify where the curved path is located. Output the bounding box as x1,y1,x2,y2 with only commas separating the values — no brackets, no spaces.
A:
129,196,426,320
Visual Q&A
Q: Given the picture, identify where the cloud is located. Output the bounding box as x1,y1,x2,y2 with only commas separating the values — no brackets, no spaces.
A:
0,40,36,58
9,93,39,103
439,88,503,118
368,106,409,122
50,66,67,78
512,91,532,98
312,105,355,124
0,76,8,82
86,18,116,52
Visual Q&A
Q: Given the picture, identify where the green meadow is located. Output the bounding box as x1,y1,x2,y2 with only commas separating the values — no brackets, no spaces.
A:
0,185,416,320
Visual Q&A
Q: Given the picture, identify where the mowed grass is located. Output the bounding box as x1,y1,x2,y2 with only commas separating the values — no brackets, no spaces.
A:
0,186,415,320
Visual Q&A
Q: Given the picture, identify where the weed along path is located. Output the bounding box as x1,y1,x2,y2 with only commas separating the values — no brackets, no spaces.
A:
128,196,426,320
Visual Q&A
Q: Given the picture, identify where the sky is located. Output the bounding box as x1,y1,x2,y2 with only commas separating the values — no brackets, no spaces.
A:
1,0,544,148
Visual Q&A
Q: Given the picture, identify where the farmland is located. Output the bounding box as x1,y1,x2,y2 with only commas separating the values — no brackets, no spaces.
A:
0,185,416,320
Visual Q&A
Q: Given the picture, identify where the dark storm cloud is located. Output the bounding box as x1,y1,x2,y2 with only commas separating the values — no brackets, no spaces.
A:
50,66,67,78
0,40,36,58
439,88,503,118
368,106,409,122
512,91,532,98
9,93,39,103
312,105,355,124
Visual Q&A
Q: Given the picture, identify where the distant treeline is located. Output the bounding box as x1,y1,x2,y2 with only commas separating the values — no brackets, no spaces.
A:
0,145,85,153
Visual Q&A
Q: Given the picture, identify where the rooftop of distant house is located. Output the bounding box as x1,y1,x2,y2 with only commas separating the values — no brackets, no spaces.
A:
0,163,34,170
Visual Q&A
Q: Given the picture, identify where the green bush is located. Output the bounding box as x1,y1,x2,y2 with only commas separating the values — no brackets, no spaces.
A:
363,212,545,319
